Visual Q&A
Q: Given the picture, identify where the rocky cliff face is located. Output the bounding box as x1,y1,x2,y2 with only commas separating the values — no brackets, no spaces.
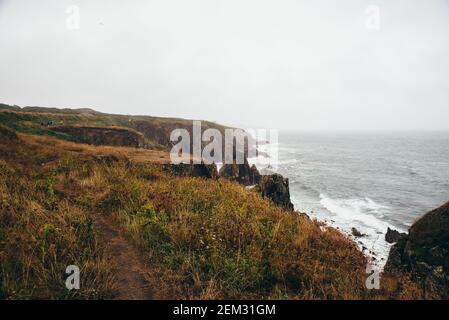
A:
257,173,294,211
385,227,406,244
385,201,449,298
129,118,257,158
219,158,260,186
163,160,294,212
162,163,219,179
219,159,294,210
0,104,244,152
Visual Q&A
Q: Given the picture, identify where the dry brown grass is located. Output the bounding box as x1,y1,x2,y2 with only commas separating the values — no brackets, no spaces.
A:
0,125,434,300
0,165,115,299
23,134,171,164
55,159,426,300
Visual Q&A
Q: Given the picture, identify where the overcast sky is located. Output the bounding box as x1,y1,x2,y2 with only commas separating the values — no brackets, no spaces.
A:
1,0,448,130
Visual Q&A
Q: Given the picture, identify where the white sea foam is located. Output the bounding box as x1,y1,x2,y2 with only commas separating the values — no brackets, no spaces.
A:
278,131,449,270
319,195,390,231
247,140,280,170
317,194,401,268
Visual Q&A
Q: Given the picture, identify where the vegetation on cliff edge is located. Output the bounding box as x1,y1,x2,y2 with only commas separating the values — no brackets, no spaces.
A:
0,125,431,299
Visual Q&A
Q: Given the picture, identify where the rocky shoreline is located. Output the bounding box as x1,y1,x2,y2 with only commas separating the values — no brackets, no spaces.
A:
164,158,448,291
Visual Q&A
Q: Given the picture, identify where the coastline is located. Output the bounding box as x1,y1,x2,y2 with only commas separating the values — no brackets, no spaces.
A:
250,142,404,269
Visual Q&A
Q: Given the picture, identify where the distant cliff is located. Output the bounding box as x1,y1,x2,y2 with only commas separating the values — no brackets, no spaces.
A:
0,103,230,149
0,103,257,157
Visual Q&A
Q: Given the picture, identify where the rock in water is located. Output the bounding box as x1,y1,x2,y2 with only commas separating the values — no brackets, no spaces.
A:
385,227,406,243
258,173,294,211
351,227,364,237
385,201,449,298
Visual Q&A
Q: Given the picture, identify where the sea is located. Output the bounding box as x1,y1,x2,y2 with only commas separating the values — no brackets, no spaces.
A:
253,131,449,268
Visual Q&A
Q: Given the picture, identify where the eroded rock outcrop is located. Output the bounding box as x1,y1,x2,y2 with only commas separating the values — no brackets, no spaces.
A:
219,158,260,186
162,163,219,179
385,227,406,244
170,157,294,211
351,227,364,237
249,164,261,184
257,173,294,211
219,159,293,211
385,201,449,298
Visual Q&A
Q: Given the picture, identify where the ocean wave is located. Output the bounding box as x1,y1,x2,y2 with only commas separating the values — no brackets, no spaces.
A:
317,194,402,268
257,143,278,153
278,158,299,165
319,195,390,230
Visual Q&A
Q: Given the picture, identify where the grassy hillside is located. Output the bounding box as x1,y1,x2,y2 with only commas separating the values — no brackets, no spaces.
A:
0,124,431,299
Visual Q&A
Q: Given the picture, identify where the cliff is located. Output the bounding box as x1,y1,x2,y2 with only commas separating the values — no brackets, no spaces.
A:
219,157,294,210
0,106,439,300
0,123,371,299
0,103,256,157
385,201,449,298
51,125,149,148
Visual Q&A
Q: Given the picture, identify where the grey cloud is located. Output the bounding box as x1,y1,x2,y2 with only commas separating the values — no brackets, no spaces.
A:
0,0,448,130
